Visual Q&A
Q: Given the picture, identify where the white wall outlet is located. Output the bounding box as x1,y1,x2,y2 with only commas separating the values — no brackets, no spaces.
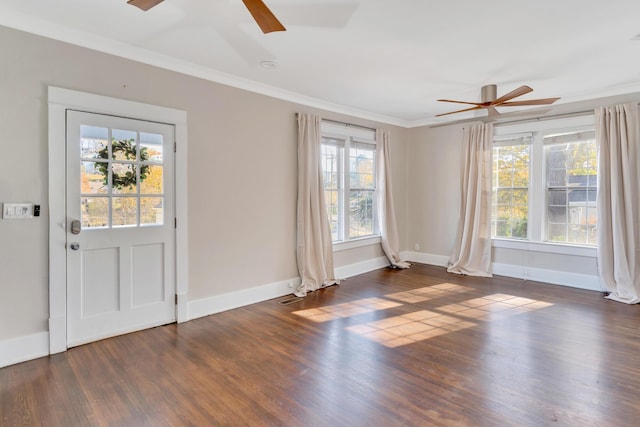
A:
2,203,34,219
414,243,420,251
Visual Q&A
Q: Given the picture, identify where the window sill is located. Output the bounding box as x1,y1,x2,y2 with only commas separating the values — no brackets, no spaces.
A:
492,238,596,257
333,236,381,252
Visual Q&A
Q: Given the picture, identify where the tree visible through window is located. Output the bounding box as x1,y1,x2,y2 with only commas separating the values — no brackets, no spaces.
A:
320,123,378,244
492,116,597,247
492,138,530,239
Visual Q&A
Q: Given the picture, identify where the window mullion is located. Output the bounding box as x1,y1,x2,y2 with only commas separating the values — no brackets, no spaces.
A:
529,132,544,242
342,140,350,241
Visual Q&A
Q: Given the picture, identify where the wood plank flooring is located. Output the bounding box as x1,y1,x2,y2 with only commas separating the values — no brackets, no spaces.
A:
2,263,640,426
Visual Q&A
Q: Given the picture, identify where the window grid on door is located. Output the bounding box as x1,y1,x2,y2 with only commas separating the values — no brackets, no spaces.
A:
80,126,165,228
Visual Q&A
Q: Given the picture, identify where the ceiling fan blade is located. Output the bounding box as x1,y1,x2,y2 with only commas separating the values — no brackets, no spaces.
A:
499,97,561,107
437,99,485,106
242,0,286,33
435,105,484,117
127,0,164,11
491,85,533,106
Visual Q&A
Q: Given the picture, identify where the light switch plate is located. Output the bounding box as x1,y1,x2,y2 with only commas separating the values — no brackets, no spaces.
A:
2,203,34,219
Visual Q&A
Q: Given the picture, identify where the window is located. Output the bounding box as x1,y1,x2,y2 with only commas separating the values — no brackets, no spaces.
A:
492,115,597,247
544,130,597,245
320,122,378,243
492,136,531,239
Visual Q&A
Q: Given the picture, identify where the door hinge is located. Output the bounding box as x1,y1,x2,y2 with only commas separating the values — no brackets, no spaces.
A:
175,294,178,305
174,141,177,153
174,217,177,228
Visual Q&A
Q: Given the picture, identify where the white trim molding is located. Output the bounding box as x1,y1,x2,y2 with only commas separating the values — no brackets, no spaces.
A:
492,263,603,292
403,251,449,267
492,238,597,258
404,250,603,292
47,86,189,353
0,332,49,369
187,255,391,321
335,256,391,279
187,278,299,321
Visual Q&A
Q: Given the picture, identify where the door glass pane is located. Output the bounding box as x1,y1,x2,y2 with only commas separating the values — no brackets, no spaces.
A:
112,197,138,227
112,129,136,142
81,162,108,194
112,137,137,161
80,126,108,159
81,197,109,228
112,163,137,194
140,165,163,194
140,197,164,226
140,132,164,163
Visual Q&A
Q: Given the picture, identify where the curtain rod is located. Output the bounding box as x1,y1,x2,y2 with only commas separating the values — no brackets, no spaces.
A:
493,110,594,128
323,118,376,132
430,109,593,129
295,113,376,132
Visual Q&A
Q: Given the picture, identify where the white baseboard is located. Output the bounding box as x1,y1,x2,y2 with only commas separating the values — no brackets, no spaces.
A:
176,292,188,323
335,256,390,279
403,251,449,267
187,256,394,321
187,277,300,321
0,332,49,369
403,250,603,292
492,263,603,292
48,315,66,354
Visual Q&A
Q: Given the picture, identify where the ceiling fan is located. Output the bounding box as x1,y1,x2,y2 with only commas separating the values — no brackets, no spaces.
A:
127,0,286,33
436,84,560,117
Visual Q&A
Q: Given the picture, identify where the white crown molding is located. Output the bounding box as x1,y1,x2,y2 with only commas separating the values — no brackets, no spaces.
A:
0,11,411,128
3,9,640,130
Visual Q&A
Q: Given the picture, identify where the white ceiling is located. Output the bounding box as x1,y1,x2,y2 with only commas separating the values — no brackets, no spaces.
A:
2,0,640,127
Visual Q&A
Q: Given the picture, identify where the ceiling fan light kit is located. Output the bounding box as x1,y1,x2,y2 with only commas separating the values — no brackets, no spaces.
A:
127,0,286,33
436,84,560,118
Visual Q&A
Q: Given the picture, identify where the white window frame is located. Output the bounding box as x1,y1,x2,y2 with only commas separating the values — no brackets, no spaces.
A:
321,122,380,250
492,114,597,257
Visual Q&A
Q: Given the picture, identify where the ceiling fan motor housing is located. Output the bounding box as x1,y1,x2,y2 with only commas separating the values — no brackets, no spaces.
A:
481,84,497,103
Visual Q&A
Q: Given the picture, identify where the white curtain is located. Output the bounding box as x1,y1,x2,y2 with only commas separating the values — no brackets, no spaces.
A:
447,122,493,277
376,129,410,269
595,103,640,304
296,113,337,297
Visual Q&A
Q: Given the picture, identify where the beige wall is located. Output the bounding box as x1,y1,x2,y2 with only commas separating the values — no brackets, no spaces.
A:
406,122,465,257
0,25,408,341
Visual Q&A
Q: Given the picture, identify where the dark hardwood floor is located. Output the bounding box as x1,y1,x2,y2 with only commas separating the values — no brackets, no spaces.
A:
2,264,640,426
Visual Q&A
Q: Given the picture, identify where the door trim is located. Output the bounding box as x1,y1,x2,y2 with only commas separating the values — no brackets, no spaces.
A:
48,86,189,354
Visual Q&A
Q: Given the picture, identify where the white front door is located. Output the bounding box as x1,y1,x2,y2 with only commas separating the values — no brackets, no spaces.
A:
66,110,176,347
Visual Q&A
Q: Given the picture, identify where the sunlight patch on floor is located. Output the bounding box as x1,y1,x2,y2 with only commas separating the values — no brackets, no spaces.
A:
292,285,554,348
292,297,402,322
385,283,474,303
346,310,477,348
437,294,554,321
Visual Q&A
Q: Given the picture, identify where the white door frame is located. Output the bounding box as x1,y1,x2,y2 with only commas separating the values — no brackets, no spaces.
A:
48,86,189,354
